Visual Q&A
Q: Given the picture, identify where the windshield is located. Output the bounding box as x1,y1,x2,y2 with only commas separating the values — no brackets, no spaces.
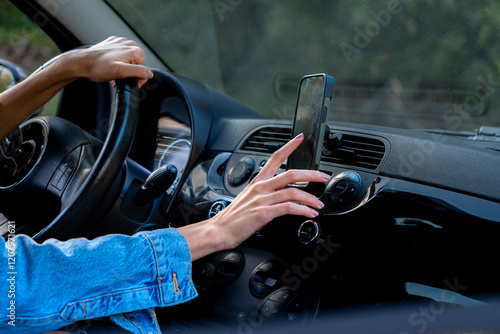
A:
106,0,500,131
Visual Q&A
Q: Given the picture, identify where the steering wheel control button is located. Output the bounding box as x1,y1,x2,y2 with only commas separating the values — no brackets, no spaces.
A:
250,260,285,297
49,146,81,194
215,252,245,285
208,200,227,219
228,156,255,187
298,220,321,245
50,168,64,189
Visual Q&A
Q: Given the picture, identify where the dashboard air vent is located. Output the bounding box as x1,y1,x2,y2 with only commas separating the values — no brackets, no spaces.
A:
240,127,292,154
241,126,386,170
321,134,386,170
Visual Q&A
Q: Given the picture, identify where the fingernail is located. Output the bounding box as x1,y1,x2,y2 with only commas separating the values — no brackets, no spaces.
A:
322,172,331,181
312,209,319,217
294,133,304,140
318,200,325,209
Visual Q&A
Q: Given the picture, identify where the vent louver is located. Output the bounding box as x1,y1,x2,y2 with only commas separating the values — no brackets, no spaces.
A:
241,126,386,170
321,134,386,170
240,127,292,154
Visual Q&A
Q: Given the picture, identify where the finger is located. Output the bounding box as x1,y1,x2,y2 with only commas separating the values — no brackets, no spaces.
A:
105,36,138,47
255,133,303,181
267,202,319,221
115,63,154,82
260,169,330,191
137,78,148,88
262,187,324,209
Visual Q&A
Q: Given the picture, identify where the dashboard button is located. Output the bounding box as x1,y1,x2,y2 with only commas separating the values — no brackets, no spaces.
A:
333,179,348,194
235,309,250,321
281,295,306,323
269,289,293,304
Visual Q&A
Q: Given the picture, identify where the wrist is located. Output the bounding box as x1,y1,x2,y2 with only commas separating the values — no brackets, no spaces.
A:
57,50,91,81
178,218,227,261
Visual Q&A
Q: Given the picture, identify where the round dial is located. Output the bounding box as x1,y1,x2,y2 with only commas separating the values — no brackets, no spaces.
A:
326,171,361,205
298,220,321,245
227,156,255,187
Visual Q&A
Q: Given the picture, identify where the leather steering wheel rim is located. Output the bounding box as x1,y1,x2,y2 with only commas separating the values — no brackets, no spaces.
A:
33,78,140,242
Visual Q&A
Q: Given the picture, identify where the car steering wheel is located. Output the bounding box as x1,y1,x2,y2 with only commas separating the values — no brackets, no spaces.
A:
0,77,139,242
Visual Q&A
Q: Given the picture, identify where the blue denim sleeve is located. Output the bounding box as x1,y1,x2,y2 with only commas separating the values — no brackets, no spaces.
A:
0,228,198,334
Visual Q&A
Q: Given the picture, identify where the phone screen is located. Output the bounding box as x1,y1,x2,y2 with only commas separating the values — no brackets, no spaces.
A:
287,75,329,170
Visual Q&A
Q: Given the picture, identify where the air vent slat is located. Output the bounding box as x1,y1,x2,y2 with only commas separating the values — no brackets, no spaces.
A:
241,126,386,170
241,127,292,154
322,134,386,170
321,156,380,169
341,146,384,155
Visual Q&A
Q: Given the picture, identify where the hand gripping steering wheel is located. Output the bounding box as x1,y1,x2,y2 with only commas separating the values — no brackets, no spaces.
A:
0,76,140,242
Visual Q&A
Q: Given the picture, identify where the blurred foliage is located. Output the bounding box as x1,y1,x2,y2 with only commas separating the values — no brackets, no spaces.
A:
2,0,497,129
0,0,59,115
107,0,500,130
0,0,56,49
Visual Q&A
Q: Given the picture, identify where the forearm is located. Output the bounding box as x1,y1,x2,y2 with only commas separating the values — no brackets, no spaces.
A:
0,36,153,141
178,219,225,261
0,52,85,140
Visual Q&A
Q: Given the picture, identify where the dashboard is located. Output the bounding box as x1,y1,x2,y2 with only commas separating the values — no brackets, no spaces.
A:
5,65,498,332
124,69,500,331
3,64,500,333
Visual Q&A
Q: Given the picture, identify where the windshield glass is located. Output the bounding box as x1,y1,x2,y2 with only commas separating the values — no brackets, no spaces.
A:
106,0,500,131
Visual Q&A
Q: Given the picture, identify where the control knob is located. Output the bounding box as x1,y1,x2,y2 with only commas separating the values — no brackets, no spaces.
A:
326,171,362,205
227,156,255,187
298,220,321,245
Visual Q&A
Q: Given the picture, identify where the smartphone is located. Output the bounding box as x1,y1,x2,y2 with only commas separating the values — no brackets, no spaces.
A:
287,73,334,171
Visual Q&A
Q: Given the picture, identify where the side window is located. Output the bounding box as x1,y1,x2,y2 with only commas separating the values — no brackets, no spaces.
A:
0,1,59,115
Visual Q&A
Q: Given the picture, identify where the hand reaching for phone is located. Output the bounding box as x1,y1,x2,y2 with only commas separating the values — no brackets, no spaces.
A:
179,133,331,261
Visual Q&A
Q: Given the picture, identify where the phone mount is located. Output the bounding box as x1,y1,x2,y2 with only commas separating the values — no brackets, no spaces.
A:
322,130,342,156
322,125,356,160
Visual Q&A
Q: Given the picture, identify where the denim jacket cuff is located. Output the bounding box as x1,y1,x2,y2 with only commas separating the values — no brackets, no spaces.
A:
140,228,198,306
